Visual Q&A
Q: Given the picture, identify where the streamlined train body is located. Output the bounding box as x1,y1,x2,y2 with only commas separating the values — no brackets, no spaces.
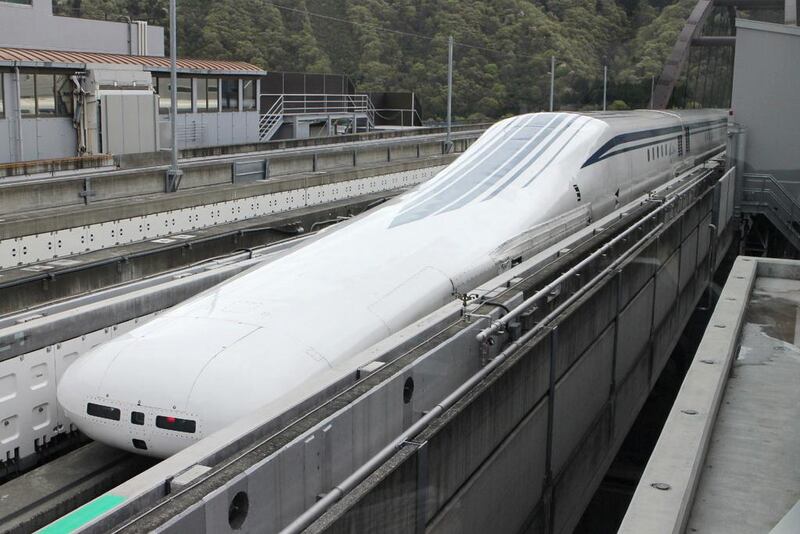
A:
58,109,727,457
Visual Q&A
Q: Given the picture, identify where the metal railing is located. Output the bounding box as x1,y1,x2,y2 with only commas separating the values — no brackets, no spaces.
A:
740,172,800,249
372,107,424,128
258,93,377,142
258,96,285,142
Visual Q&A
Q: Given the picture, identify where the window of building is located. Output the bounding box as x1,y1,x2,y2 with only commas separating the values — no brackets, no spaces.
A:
156,75,192,114
221,78,239,111
242,79,256,111
196,78,219,112
36,73,56,115
156,76,170,114
196,78,207,111
19,73,36,116
55,74,72,116
207,78,219,111
18,73,72,117
177,77,192,113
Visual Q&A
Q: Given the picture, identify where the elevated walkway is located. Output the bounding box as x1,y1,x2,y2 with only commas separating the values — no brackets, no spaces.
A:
259,93,377,142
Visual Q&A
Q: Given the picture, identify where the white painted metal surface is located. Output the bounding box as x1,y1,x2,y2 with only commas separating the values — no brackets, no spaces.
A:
58,110,728,458
0,313,159,463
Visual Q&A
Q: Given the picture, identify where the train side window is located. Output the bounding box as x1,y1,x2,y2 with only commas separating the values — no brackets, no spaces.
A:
87,403,121,421
131,411,145,425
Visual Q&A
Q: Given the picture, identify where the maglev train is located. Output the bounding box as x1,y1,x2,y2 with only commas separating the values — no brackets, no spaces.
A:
58,109,727,457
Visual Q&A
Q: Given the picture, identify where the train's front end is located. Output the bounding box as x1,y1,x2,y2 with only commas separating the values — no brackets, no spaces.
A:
57,316,259,457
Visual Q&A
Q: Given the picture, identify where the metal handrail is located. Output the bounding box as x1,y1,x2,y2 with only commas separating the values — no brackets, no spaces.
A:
258,93,379,139
260,93,373,114
258,95,285,141
742,172,800,231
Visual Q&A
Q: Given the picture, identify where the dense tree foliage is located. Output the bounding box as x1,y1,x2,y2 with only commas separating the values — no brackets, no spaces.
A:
52,0,697,118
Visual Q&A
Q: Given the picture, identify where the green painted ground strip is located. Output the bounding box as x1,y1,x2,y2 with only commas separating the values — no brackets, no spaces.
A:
38,494,125,533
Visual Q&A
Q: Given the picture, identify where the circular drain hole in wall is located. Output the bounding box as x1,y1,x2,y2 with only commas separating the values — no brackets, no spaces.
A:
403,377,415,404
228,491,249,530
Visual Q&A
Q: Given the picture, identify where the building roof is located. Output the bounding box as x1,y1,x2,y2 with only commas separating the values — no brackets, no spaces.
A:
0,47,265,76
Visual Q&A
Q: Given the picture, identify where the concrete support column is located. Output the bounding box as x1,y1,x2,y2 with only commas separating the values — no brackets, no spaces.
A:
786,0,798,25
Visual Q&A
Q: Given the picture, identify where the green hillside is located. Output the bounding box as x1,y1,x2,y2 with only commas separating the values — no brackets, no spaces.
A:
52,0,698,118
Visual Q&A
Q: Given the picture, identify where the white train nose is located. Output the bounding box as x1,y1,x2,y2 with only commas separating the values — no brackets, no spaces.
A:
57,317,260,457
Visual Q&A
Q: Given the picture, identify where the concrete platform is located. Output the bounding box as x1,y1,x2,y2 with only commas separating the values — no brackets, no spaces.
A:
620,256,800,533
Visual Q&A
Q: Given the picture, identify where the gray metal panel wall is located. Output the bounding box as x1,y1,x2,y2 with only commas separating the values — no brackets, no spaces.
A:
158,111,260,150
0,119,10,163
20,118,76,161
0,0,165,56
102,94,159,155
731,20,800,180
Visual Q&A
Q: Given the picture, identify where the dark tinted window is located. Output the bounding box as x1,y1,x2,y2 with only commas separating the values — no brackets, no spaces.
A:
132,439,147,450
156,415,196,433
87,403,121,421
131,411,145,425
221,79,238,111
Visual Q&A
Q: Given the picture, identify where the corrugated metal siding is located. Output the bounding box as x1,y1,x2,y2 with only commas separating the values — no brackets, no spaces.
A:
0,47,263,74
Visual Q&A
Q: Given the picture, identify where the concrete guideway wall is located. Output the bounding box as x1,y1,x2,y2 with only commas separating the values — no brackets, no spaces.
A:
308,173,733,534
0,134,475,215
0,159,452,270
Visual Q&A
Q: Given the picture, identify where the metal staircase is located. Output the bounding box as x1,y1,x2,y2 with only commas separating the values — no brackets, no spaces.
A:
739,173,800,252
258,93,376,142
258,96,285,142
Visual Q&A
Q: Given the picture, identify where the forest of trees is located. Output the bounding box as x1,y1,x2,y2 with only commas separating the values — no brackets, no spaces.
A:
52,0,700,119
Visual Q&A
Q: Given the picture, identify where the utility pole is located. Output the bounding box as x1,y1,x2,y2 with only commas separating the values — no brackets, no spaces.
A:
602,64,607,111
649,75,655,109
166,0,182,192
549,56,555,112
446,35,453,153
